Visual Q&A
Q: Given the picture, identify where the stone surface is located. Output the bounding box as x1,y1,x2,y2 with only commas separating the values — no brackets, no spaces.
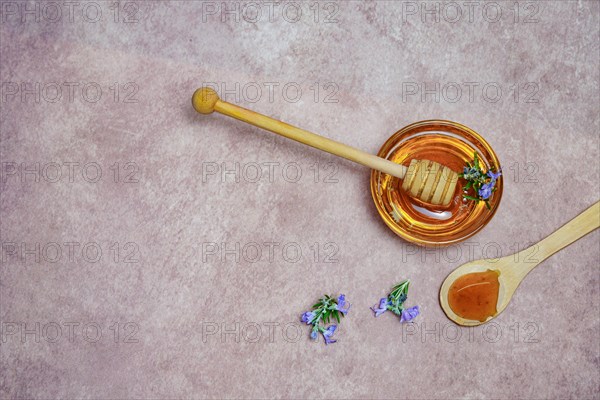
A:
1,1,599,398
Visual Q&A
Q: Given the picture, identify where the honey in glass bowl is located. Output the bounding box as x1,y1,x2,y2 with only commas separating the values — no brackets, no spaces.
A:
370,120,502,246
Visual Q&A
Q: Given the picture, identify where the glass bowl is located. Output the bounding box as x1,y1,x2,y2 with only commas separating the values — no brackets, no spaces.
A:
370,120,502,246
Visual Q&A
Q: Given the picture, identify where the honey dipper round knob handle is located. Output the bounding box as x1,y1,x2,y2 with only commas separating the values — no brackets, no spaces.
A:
192,87,220,114
192,86,459,206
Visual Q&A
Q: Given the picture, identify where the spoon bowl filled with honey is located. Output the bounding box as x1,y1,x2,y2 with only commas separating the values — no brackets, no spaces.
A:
440,201,599,326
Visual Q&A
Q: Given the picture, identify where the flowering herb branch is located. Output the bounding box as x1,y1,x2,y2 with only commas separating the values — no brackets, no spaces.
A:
371,280,419,322
301,294,350,345
459,152,502,210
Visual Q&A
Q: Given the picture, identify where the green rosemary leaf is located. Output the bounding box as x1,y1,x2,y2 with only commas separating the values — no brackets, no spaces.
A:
390,280,410,301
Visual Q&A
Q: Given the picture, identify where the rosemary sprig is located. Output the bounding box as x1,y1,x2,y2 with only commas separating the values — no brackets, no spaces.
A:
458,152,502,209
301,294,350,345
371,279,419,322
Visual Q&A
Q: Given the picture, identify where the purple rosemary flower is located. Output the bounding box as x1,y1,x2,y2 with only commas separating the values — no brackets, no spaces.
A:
336,294,351,315
487,169,502,182
371,298,389,317
400,306,420,323
478,182,494,200
323,325,337,345
301,311,315,325
310,330,318,340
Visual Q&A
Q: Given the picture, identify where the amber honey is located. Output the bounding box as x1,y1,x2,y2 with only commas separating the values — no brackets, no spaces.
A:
447,270,500,322
371,120,502,246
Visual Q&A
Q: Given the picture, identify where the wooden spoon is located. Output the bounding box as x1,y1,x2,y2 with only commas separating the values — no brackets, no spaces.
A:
192,87,459,206
440,201,600,326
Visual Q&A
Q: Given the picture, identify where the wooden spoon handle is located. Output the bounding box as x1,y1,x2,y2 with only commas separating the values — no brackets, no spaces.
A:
192,87,408,179
520,201,599,270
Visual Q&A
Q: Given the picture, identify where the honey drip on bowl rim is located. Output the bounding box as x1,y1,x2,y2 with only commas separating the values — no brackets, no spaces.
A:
448,269,500,322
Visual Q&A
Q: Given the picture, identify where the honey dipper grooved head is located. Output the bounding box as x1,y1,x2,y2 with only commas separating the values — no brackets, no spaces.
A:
402,159,459,206
192,87,220,114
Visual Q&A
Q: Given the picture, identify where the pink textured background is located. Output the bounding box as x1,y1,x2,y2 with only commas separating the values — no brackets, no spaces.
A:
1,1,599,398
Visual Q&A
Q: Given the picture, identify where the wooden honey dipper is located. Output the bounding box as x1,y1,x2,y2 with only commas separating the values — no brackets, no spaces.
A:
192,87,459,206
